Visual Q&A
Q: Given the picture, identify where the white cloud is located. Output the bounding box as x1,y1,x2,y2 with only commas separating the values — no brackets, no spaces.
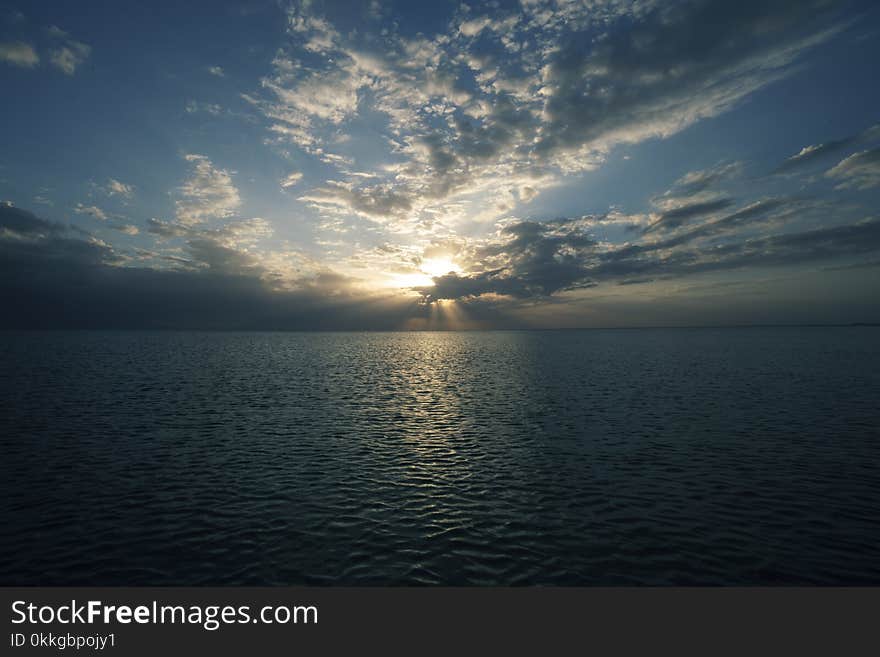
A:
207,65,225,77
519,186,539,203
47,27,91,75
246,0,844,243
264,66,362,125
73,203,108,220
185,100,223,116
280,171,303,189
229,0,865,286
175,154,241,225
204,217,273,248
0,41,38,68
104,178,135,199
459,16,491,37
826,149,880,190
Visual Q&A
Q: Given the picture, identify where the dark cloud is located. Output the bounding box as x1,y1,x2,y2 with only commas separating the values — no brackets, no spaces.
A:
661,198,792,246
452,94,535,164
644,198,735,233
4,201,879,327
418,199,880,302
617,278,655,286
601,197,794,261
185,238,261,276
347,185,413,216
0,203,63,236
420,218,597,301
533,0,843,158
594,216,880,281
0,204,417,330
774,123,880,174
662,162,743,198
0,205,116,271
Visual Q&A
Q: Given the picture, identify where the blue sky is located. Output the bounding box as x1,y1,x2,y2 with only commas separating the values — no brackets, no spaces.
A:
1,0,880,328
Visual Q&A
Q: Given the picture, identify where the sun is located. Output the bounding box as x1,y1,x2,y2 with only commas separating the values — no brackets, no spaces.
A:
382,256,461,289
419,257,460,278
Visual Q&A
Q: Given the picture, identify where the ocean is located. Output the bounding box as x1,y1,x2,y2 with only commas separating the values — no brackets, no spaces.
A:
1,327,879,585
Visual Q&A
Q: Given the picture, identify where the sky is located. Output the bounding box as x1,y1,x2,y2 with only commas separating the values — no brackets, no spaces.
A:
1,0,879,329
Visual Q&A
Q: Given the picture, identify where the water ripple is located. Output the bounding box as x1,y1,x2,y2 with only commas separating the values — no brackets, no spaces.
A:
1,327,879,584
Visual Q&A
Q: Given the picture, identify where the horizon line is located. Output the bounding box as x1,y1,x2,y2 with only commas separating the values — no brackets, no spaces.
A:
2,322,879,333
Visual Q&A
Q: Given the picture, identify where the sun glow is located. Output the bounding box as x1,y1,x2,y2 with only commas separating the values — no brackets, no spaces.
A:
384,256,461,289
419,257,459,278
388,272,434,288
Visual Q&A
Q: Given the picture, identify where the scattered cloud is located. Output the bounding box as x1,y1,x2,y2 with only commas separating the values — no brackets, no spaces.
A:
47,26,91,75
644,198,735,234
299,180,413,221
532,1,843,162
826,148,880,190
245,0,849,241
185,100,224,116
98,178,134,200
659,162,744,200
73,203,107,220
419,197,879,303
777,139,856,174
0,41,38,67
146,217,191,239
459,16,492,38
280,171,303,189
775,123,880,174
175,154,241,225
2,2,878,329
110,223,139,235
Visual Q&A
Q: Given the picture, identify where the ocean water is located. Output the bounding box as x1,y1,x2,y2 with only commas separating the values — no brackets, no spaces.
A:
1,327,879,585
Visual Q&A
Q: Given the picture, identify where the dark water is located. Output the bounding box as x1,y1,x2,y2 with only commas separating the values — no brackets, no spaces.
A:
1,328,879,585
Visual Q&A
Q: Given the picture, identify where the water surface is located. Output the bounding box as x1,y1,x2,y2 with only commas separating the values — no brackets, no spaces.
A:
1,328,879,584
